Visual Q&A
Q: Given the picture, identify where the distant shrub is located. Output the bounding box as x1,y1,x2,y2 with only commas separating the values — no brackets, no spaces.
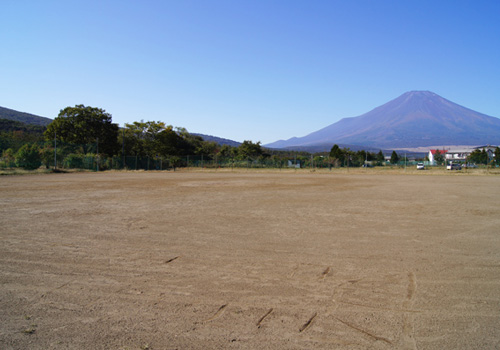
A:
63,153,100,169
64,153,85,169
41,145,59,169
15,144,42,170
1,148,16,168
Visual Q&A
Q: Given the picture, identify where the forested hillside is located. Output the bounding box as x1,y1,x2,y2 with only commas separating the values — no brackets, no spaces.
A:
0,118,46,152
0,106,52,126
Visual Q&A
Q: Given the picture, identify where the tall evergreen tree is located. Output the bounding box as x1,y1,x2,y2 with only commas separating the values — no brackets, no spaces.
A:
390,151,399,164
376,150,385,164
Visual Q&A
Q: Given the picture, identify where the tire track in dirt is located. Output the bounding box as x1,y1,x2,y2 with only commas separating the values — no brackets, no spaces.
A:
334,316,392,344
339,300,421,313
402,271,418,349
330,279,395,345
289,265,299,278
204,304,228,322
164,256,179,264
321,267,331,280
299,312,317,333
256,308,273,328
331,282,346,309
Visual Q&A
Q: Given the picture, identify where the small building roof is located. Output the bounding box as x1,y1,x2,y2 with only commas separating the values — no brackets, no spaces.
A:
429,149,448,155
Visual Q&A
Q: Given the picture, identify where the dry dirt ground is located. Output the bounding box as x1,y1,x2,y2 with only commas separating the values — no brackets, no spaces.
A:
1,170,500,349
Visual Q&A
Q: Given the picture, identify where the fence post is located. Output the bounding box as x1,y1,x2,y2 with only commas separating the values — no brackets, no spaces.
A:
122,126,126,169
96,138,99,172
54,131,57,170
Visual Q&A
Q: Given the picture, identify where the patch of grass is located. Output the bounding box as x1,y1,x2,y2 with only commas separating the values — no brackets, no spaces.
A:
0,167,88,176
23,325,37,334
0,168,52,176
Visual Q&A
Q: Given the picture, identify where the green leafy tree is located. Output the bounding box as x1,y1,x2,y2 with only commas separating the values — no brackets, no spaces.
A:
15,143,41,170
196,141,218,157
41,144,56,169
390,151,399,164
45,105,119,156
482,149,489,165
468,149,488,165
157,127,196,156
1,148,16,167
433,150,445,165
237,140,263,159
218,144,235,158
173,128,204,155
120,121,195,157
121,121,165,156
355,150,369,166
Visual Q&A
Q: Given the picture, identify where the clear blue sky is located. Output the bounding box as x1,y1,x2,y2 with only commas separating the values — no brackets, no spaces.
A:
2,0,499,144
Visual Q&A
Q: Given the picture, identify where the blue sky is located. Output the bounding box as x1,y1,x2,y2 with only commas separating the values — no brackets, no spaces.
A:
2,0,499,144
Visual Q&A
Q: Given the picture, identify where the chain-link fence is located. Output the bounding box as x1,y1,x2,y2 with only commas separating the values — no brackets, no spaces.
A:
1,140,435,171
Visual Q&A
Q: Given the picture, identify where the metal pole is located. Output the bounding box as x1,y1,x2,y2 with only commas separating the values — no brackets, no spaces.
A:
122,127,125,169
96,137,99,172
54,130,57,170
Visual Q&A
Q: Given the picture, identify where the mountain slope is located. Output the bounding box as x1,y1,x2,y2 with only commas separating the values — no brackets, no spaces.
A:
266,91,500,149
0,106,52,126
191,133,241,147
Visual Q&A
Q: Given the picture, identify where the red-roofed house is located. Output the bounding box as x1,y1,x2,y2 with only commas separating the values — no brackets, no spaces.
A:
428,146,497,165
428,149,448,164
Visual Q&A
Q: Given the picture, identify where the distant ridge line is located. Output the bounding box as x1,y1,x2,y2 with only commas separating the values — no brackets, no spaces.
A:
0,106,52,126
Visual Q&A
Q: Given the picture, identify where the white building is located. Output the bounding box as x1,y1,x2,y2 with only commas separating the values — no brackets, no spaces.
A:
428,145,497,165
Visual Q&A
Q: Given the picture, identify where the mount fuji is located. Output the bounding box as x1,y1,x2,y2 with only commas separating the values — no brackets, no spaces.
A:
265,91,500,150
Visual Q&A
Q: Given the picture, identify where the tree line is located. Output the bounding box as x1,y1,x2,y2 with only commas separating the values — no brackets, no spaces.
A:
0,105,270,170
328,144,410,167
3,104,497,170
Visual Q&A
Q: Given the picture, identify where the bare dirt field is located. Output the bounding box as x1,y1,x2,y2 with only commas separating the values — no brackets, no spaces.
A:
1,170,500,349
